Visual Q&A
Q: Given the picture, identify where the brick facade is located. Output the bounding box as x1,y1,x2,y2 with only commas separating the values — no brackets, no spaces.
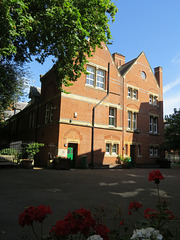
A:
7,43,164,167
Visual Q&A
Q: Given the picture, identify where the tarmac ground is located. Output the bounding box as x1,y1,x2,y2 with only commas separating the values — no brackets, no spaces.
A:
0,166,180,239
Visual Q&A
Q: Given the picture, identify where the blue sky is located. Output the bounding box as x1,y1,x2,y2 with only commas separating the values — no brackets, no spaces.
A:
25,0,180,116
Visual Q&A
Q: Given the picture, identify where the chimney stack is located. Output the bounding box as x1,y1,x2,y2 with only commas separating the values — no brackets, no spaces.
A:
112,53,125,68
154,67,163,87
154,66,163,101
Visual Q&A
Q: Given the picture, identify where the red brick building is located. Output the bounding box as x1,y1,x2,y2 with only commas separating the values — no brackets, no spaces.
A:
7,43,164,167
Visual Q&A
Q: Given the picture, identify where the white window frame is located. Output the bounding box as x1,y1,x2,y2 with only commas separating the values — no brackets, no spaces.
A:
133,89,137,99
154,117,157,133
149,95,153,104
150,116,153,133
154,147,158,156
106,143,119,156
150,146,154,156
149,116,158,134
132,112,137,130
128,111,138,130
109,107,116,127
128,87,138,100
106,143,110,155
86,65,105,89
128,111,132,129
149,94,158,105
86,66,95,87
153,96,158,105
97,69,105,89
128,87,132,97
112,144,118,155
150,146,159,157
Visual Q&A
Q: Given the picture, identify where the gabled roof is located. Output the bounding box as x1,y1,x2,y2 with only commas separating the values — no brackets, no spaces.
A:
118,51,160,87
119,57,137,77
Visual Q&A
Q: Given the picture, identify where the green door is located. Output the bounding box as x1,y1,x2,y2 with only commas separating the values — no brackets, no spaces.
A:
68,147,73,160
68,143,78,168
67,147,74,168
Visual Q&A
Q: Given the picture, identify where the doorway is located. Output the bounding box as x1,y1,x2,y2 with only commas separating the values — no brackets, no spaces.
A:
68,143,78,168
130,145,135,167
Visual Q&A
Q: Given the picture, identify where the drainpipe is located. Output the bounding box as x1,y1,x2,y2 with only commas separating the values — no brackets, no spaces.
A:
91,62,110,166
122,76,125,156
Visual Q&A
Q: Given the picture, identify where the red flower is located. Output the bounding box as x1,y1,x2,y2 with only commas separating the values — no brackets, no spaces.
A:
50,219,70,236
19,205,52,227
166,210,175,220
119,220,124,226
144,208,159,219
95,224,110,240
128,201,142,215
50,208,96,237
148,170,164,184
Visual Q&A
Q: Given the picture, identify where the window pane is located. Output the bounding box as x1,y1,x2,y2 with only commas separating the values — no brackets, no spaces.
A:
50,104,53,122
86,66,95,86
128,111,132,129
154,97,157,105
97,70,105,89
45,104,50,123
133,113,137,130
150,116,153,132
133,90,137,99
106,143,110,154
109,108,115,126
112,144,117,154
150,147,153,156
154,117,157,133
149,95,153,104
128,88,132,97
154,147,158,156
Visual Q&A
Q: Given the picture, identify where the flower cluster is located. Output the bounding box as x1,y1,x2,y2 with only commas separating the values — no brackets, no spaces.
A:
148,170,164,184
19,205,52,227
128,201,143,215
18,170,177,240
131,227,163,240
50,208,110,240
144,208,159,220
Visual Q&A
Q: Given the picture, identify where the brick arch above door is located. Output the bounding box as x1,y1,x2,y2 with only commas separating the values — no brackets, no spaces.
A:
63,128,83,143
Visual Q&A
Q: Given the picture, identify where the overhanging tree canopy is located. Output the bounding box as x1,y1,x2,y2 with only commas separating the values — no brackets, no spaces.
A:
0,0,117,88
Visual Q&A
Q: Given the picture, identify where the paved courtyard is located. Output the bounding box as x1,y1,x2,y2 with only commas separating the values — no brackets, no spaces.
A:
0,166,180,239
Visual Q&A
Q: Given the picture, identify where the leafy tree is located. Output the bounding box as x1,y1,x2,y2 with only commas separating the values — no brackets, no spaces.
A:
0,60,28,122
0,0,117,90
164,108,180,153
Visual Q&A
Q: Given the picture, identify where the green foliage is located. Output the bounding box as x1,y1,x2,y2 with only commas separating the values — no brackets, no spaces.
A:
164,108,180,152
0,60,28,122
25,142,44,160
0,148,18,156
117,155,131,165
0,0,117,90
